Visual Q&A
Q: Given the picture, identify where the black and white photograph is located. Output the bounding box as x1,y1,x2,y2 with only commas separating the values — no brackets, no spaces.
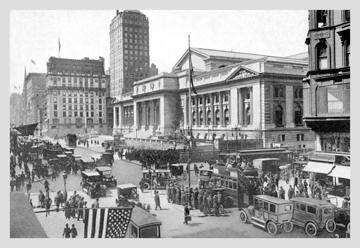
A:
8,8,352,239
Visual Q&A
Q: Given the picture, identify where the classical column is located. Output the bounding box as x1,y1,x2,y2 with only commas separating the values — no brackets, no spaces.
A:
238,89,243,126
150,100,155,126
113,105,117,128
285,85,295,127
220,92,224,126
133,103,138,130
159,96,165,132
142,102,146,129
119,105,123,130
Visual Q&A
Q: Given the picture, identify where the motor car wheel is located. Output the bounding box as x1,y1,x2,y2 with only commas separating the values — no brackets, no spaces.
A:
239,210,248,223
266,221,278,236
144,183,150,190
325,219,336,233
305,222,318,237
283,222,294,233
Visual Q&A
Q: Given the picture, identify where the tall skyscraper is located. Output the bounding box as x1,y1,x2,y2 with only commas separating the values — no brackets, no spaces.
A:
110,10,150,98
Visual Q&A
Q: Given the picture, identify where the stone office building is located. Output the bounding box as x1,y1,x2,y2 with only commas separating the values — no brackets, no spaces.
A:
303,10,350,153
44,57,109,137
22,72,47,135
114,47,316,150
110,10,150,98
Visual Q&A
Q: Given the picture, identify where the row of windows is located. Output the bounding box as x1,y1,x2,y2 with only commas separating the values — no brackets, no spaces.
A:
51,118,103,125
57,98,103,104
191,92,229,106
54,111,103,118
277,133,305,142
123,32,148,39
124,26,148,33
315,38,350,70
52,77,106,84
273,103,303,127
192,108,230,126
124,49,148,56
55,104,103,110
315,10,350,28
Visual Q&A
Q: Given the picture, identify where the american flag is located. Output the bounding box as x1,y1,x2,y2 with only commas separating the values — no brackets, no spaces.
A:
83,207,132,238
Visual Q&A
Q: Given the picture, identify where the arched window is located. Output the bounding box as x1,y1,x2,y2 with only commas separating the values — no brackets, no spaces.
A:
224,108,230,126
199,110,204,125
215,109,220,126
316,10,328,28
274,105,284,127
294,103,303,126
207,109,212,126
317,42,328,70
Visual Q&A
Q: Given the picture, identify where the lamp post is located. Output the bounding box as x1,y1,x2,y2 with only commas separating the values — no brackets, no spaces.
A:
62,171,67,193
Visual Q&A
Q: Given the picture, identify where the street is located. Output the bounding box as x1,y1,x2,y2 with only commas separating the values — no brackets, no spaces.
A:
19,144,337,238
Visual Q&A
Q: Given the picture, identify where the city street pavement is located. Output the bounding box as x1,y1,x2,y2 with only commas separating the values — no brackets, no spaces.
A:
22,145,337,238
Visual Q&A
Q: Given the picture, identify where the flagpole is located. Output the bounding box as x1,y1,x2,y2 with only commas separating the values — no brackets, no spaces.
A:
187,35,192,189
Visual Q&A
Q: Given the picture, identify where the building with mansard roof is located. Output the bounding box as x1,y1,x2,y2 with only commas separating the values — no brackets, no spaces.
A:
43,56,110,137
113,47,316,150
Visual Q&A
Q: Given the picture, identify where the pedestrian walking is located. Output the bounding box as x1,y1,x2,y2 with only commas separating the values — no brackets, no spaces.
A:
45,196,52,217
62,224,71,238
94,198,100,208
70,224,78,238
154,191,162,210
38,190,45,208
288,185,295,200
44,180,50,193
279,186,285,199
183,203,191,224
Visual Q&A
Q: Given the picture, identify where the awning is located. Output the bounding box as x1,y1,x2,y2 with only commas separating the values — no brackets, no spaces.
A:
14,123,38,136
302,161,335,174
329,165,350,180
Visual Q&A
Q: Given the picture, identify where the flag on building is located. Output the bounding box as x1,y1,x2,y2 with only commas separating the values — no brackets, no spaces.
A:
188,36,197,95
83,207,132,238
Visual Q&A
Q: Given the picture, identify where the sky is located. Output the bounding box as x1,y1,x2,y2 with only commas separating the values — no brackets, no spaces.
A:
9,10,308,94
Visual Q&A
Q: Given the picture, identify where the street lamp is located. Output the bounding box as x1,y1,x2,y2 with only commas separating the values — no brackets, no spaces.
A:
62,171,68,193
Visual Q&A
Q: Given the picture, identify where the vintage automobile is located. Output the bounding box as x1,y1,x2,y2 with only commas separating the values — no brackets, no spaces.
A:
199,168,213,189
81,171,106,198
169,163,185,177
239,195,294,236
81,157,96,170
290,197,337,237
141,169,170,190
252,158,281,177
116,184,139,207
127,206,162,238
95,166,117,188
101,152,114,166
334,207,350,234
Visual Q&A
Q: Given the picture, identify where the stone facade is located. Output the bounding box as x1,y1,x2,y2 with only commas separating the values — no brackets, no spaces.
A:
110,10,150,97
303,10,350,152
44,57,109,138
21,73,47,134
113,47,316,150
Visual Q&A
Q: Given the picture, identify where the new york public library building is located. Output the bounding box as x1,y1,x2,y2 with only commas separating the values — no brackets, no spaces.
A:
112,47,316,150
